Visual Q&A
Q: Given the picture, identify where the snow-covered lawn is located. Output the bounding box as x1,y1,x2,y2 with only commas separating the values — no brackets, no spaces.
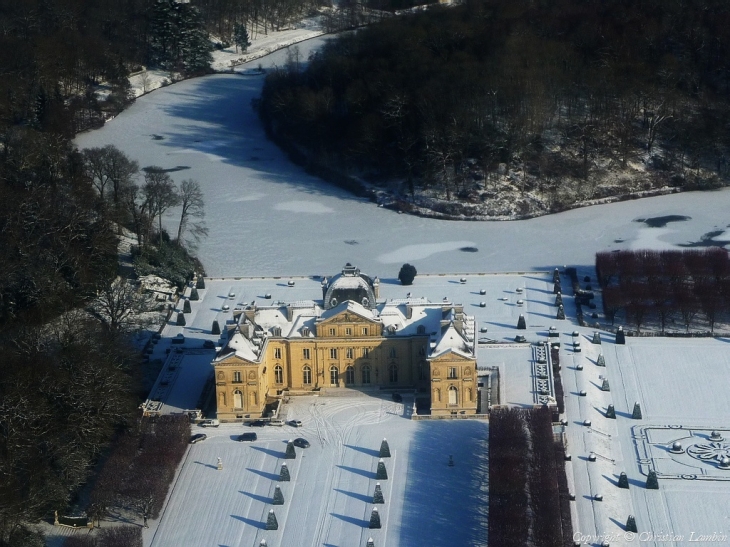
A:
145,395,488,547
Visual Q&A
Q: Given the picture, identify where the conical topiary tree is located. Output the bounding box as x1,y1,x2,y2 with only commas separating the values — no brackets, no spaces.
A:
376,459,388,480
517,314,526,329
616,326,626,344
606,404,616,419
373,483,384,504
632,402,642,420
618,472,629,489
592,331,601,344
196,277,205,290
190,287,199,301
369,507,381,529
645,470,659,489
279,463,290,482
285,440,296,459
552,268,560,283
553,281,561,294
366,538,375,547
557,305,565,320
266,509,278,530
176,312,186,326
555,292,563,306
211,320,220,335
601,378,610,391
183,299,192,313
272,485,284,505
597,353,606,367
379,438,391,458
626,515,638,533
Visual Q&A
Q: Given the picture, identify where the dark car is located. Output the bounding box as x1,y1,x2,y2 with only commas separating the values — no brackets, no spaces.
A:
392,393,403,402
293,438,310,448
190,433,207,444
248,420,266,427
237,432,257,442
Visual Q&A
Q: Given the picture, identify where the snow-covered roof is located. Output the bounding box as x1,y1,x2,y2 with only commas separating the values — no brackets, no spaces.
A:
430,322,474,359
319,300,377,321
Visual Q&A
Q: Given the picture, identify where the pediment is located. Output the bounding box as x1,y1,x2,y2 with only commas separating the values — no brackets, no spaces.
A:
319,307,379,326
429,350,475,364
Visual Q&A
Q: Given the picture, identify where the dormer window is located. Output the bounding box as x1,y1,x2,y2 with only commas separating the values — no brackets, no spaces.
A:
417,325,426,335
272,326,282,337
301,327,310,337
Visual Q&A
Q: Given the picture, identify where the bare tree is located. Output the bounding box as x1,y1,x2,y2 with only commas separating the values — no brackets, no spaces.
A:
142,168,180,245
176,179,208,247
93,277,153,334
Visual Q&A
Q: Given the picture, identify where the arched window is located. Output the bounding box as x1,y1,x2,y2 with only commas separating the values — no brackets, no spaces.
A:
345,366,355,385
233,390,243,409
448,386,458,405
302,366,312,385
274,365,283,384
362,365,371,384
389,364,398,383
330,365,339,386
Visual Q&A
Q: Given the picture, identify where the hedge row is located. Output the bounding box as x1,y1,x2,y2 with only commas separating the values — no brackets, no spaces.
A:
551,347,565,414
489,408,568,547
65,527,142,547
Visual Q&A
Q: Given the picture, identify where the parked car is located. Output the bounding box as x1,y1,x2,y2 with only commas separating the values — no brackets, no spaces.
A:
268,419,285,426
237,432,257,442
391,393,402,402
248,420,266,427
190,433,207,444
200,419,219,427
293,438,310,448
288,420,302,428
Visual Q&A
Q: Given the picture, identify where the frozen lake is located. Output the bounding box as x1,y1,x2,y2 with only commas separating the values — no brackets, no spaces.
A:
76,37,730,279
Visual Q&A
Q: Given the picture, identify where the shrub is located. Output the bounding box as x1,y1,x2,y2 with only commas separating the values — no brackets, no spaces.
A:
398,263,417,285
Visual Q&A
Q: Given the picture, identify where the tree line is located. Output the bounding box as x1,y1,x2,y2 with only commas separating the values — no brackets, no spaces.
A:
259,0,730,208
596,248,730,333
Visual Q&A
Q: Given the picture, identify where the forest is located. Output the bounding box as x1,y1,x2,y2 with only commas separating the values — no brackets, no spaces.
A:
259,0,730,217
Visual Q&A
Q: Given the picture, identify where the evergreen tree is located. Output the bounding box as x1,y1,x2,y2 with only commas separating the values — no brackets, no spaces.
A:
373,483,384,504
266,509,278,530
626,515,638,533
279,463,290,482
606,404,616,419
183,299,191,313
211,320,221,335
177,312,186,326
379,438,391,458
376,459,388,480
272,485,284,505
618,472,629,489
148,0,211,75
645,470,659,489
234,23,251,53
196,277,206,290
285,440,296,459
517,314,526,329
632,402,642,420
398,264,417,285
190,288,199,301
369,507,381,529
601,378,610,391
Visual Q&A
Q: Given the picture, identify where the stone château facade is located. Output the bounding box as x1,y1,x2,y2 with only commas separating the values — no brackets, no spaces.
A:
213,264,477,420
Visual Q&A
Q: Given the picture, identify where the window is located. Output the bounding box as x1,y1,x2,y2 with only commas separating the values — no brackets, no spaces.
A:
274,365,283,384
302,366,312,385
389,347,396,358
448,367,458,379
345,328,352,335
362,327,368,335
329,328,336,336
233,390,243,409
345,366,354,385
274,348,281,359
389,364,398,383
448,386,458,405
303,348,310,360
330,348,338,359
362,348,370,358
330,366,339,386
346,348,354,359
233,371,242,383
362,365,371,384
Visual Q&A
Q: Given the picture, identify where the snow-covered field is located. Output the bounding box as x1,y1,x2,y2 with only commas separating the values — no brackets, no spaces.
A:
145,396,488,547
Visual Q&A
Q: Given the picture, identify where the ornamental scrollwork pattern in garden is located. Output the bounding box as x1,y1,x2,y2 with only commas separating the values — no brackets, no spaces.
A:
686,442,730,463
